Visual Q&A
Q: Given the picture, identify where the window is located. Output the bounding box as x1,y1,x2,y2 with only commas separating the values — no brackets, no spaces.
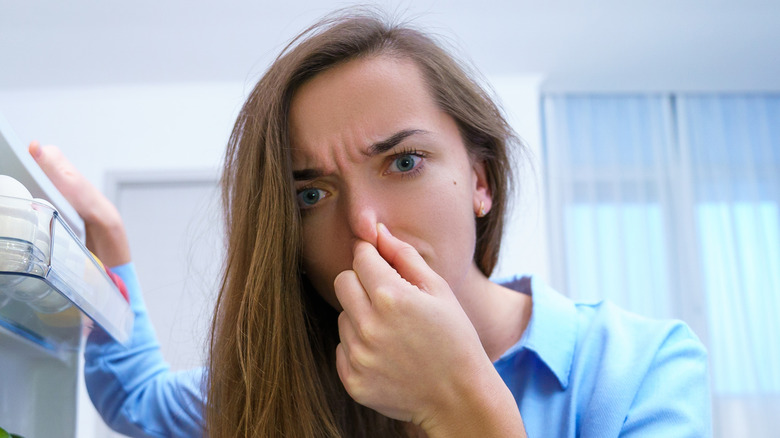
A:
543,94,780,436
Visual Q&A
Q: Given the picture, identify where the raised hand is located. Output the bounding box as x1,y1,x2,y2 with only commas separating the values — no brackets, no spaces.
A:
334,223,497,433
28,141,130,267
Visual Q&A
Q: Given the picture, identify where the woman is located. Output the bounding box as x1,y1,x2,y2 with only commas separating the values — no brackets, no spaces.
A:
31,9,710,438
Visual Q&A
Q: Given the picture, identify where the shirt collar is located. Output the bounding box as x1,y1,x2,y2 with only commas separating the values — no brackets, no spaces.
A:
498,275,577,389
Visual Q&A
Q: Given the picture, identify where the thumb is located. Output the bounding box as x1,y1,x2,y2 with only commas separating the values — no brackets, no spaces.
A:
375,223,446,295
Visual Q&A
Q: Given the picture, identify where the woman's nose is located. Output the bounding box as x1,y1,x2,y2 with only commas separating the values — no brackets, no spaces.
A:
343,188,380,246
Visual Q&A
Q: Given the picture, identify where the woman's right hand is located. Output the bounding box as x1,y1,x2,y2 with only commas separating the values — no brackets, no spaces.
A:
28,141,131,268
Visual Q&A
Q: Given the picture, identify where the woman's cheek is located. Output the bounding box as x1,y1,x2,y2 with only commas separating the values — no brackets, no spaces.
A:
416,179,477,285
301,215,351,309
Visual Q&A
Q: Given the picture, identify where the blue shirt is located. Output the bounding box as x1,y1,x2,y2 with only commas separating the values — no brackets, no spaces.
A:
85,264,711,437
494,276,711,437
84,263,206,437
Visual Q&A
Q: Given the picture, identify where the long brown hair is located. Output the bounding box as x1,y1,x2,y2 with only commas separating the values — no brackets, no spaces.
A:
207,8,519,437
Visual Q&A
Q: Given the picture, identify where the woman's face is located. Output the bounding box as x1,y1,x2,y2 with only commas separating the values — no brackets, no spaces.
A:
289,55,491,309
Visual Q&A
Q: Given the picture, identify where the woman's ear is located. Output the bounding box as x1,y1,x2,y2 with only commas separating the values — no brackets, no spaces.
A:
472,160,492,217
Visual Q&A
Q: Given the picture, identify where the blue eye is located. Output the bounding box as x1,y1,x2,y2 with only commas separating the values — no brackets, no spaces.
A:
297,187,327,208
390,154,422,173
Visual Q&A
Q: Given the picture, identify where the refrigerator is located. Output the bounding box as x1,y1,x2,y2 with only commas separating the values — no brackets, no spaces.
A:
0,114,133,437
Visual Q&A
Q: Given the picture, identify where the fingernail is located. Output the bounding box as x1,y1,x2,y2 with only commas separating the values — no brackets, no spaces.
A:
29,142,41,159
377,223,391,236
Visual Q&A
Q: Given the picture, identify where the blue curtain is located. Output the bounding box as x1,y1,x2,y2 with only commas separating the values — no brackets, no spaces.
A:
542,94,780,436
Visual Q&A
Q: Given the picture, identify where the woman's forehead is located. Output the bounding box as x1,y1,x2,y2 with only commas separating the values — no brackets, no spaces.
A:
288,56,441,164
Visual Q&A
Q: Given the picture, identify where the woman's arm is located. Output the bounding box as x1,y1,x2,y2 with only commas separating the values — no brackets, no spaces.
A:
30,142,206,437
85,262,206,437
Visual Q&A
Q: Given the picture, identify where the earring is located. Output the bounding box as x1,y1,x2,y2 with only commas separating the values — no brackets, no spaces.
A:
477,201,487,218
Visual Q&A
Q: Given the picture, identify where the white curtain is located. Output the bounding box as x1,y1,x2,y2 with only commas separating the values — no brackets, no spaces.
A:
542,94,780,437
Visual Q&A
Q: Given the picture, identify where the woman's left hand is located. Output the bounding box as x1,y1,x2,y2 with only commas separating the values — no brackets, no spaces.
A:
334,223,497,432
29,141,130,268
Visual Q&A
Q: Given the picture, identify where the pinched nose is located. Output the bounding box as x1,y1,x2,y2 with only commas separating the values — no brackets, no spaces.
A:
343,189,380,247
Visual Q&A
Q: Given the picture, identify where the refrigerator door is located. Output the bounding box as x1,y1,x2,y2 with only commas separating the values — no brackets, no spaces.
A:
0,195,133,351
0,114,133,437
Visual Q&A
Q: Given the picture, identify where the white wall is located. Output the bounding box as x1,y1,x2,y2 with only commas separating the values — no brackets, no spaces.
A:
489,75,550,282
0,82,246,190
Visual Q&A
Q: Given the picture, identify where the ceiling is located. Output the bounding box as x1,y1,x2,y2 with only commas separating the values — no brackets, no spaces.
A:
2,0,780,92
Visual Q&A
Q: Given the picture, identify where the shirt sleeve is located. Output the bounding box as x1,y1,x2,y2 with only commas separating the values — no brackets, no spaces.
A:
84,262,206,438
619,322,712,437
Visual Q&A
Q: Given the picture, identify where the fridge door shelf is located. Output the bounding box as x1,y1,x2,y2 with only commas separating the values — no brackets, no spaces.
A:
0,194,133,353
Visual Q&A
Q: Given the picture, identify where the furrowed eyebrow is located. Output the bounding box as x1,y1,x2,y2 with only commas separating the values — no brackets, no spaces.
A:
292,129,429,182
292,168,323,181
366,129,429,156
